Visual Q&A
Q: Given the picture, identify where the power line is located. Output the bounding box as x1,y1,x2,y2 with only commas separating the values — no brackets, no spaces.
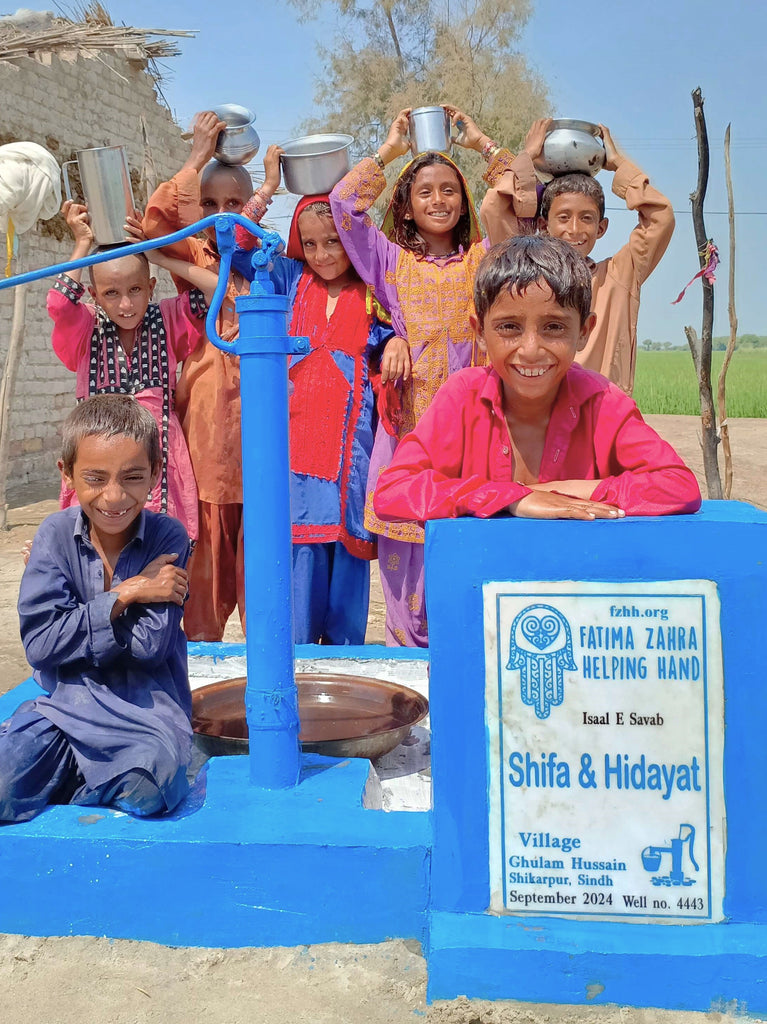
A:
606,207,767,216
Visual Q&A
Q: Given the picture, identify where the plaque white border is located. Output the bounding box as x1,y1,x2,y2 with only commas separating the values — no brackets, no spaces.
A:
484,580,725,924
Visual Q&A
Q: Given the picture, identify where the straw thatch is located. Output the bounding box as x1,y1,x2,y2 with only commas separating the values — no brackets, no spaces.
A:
0,3,195,67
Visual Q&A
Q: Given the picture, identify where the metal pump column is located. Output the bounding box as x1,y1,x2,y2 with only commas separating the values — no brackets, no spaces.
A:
205,215,307,789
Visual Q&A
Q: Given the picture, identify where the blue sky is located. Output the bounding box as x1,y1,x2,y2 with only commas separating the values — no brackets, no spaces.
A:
14,0,767,343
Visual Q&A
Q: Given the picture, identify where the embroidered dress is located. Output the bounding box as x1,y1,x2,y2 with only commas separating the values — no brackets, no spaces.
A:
48,274,206,540
330,155,489,645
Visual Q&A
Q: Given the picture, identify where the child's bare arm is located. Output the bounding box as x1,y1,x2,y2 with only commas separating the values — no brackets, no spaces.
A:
379,336,411,383
110,553,188,620
147,249,219,306
376,109,412,165
443,105,496,155
183,110,227,174
61,201,93,282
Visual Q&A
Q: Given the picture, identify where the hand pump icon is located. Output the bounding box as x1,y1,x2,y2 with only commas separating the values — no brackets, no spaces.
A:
641,823,699,886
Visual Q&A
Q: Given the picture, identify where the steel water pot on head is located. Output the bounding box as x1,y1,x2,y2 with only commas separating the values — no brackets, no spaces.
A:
210,104,260,166
535,119,606,179
62,145,135,246
408,106,453,156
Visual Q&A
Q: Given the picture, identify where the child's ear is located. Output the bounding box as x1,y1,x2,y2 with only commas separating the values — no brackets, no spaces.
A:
596,217,609,240
577,312,597,351
148,276,157,298
470,312,487,351
87,286,97,302
537,215,549,235
58,458,74,490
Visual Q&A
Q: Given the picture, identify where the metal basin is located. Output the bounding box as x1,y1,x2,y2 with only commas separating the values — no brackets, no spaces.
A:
279,134,354,195
192,673,429,760
535,119,605,178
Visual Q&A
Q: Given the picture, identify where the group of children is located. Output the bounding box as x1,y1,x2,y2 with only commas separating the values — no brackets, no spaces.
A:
0,105,700,824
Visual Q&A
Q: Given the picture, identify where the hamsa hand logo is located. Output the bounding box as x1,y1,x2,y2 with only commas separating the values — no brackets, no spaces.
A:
507,604,576,719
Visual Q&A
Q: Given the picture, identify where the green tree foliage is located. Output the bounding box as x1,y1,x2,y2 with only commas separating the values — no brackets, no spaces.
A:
286,0,549,196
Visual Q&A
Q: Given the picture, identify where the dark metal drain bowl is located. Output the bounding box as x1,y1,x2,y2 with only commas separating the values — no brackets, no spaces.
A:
192,673,429,760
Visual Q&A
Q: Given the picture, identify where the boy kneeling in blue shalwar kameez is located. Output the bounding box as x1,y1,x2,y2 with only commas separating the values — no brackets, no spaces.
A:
0,394,193,824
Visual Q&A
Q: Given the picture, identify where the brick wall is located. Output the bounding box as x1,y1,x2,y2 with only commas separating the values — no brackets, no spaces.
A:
1,48,190,504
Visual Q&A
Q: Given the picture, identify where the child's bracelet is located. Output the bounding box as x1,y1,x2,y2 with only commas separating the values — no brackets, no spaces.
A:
255,188,273,207
372,151,386,170
481,139,501,161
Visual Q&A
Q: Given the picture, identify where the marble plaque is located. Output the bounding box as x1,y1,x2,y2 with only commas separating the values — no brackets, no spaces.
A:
484,580,725,923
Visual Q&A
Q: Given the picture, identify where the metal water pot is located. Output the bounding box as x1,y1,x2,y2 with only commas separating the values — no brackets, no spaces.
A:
535,119,606,178
62,146,135,246
279,134,354,195
211,104,260,166
408,106,452,156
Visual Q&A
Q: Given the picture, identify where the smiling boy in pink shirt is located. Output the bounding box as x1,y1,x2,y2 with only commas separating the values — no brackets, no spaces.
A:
374,236,699,533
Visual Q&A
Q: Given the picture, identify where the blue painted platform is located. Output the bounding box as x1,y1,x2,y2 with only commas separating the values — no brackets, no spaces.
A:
424,502,767,1015
0,655,431,948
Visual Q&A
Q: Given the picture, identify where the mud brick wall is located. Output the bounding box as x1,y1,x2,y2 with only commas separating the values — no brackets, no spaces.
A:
1,49,190,503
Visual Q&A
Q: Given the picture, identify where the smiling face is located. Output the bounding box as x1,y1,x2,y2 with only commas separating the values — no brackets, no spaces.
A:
406,163,465,249
61,433,159,552
540,193,608,258
297,209,354,289
473,279,595,414
89,255,155,335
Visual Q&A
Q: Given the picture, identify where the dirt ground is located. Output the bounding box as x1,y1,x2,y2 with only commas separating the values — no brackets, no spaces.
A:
0,415,764,1023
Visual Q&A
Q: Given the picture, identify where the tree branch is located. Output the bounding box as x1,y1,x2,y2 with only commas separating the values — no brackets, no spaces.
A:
688,87,722,499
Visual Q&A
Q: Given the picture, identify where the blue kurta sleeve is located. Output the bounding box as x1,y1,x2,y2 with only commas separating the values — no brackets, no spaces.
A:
18,518,124,672
110,517,191,667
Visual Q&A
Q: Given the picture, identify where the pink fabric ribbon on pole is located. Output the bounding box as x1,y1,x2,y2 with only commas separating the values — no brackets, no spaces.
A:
671,240,720,304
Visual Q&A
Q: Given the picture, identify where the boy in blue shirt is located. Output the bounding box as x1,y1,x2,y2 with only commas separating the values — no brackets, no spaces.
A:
0,395,192,823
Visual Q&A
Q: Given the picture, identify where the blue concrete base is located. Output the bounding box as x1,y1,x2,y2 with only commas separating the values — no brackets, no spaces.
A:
0,673,430,947
427,911,767,1015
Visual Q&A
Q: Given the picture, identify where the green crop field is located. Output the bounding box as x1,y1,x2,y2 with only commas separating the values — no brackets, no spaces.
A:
633,350,767,417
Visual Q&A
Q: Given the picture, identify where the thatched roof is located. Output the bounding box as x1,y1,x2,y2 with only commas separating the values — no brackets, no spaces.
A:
0,3,195,65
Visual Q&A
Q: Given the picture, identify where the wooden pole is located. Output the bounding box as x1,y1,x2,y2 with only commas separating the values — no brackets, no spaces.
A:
717,123,738,500
0,245,28,530
686,86,722,499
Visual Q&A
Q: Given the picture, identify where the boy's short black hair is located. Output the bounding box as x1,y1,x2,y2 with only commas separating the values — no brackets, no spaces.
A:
474,236,593,327
60,394,161,475
540,173,606,221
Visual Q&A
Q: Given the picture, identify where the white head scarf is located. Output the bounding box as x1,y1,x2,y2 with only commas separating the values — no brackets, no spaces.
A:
0,142,61,234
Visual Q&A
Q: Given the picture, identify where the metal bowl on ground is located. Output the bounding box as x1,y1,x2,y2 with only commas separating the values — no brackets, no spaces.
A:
210,104,260,166
279,134,354,195
192,673,429,760
535,119,605,178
